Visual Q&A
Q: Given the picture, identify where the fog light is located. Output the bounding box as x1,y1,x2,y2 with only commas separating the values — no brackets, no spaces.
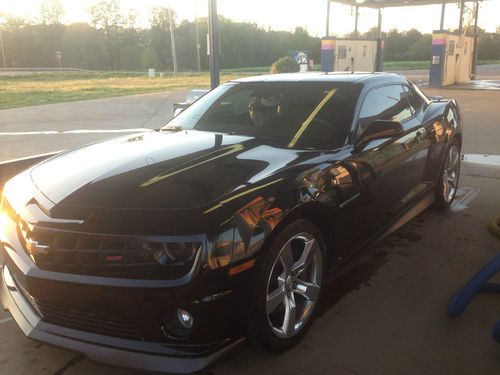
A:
161,309,195,338
177,309,194,329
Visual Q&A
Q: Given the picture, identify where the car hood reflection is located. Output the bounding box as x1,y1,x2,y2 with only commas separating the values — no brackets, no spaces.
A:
30,130,317,211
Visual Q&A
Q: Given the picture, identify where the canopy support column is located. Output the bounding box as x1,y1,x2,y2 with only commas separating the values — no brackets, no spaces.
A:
458,0,465,33
354,5,359,37
326,0,331,36
471,1,480,79
440,1,446,30
376,8,384,72
208,0,220,89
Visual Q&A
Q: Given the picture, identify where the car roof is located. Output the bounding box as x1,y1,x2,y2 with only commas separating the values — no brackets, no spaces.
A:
232,72,409,88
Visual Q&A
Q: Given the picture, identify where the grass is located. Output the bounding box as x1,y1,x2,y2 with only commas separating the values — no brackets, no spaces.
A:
0,71,252,110
2,59,499,109
478,60,500,65
221,66,270,73
383,61,430,70
383,59,500,70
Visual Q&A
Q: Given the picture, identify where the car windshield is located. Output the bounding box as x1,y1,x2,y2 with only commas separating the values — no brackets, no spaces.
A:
162,81,359,149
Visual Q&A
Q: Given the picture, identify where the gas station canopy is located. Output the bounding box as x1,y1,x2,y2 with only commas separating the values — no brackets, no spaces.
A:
332,0,474,8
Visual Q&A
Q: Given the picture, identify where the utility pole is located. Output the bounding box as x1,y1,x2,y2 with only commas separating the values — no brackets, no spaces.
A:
194,3,201,71
168,6,178,74
0,29,6,68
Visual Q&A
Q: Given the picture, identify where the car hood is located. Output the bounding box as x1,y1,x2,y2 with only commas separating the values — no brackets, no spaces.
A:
30,130,320,212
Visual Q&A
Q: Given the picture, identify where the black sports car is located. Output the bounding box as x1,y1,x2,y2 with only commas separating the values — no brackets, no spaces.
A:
0,72,462,373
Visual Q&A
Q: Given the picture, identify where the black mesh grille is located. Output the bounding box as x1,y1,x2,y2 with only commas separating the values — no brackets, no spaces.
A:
17,225,194,279
10,269,142,340
36,300,143,340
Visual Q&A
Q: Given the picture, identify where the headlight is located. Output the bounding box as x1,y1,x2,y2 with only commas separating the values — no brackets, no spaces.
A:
0,195,17,241
144,242,201,265
0,195,17,221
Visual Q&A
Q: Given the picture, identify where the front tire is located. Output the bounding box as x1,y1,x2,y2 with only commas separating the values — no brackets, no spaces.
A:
435,140,461,210
246,219,326,352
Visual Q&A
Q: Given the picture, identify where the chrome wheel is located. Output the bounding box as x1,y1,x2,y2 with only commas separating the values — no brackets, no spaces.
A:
442,144,460,203
265,232,323,339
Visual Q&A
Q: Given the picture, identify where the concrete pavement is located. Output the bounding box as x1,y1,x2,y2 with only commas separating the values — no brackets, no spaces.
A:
0,166,499,375
1,68,500,375
426,88,500,155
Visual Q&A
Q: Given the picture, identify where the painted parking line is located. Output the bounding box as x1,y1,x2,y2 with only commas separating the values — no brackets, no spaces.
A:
0,128,152,136
463,154,500,167
0,317,13,324
451,187,480,213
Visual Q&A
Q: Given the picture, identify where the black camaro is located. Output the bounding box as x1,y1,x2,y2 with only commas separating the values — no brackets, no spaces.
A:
0,72,462,373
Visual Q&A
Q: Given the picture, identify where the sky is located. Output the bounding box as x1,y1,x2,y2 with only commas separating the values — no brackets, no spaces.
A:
1,0,499,36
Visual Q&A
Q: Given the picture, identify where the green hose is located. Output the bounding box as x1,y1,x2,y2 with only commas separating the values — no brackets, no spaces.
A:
491,216,500,239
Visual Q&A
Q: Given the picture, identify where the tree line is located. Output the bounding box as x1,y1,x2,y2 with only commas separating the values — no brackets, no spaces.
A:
0,0,499,72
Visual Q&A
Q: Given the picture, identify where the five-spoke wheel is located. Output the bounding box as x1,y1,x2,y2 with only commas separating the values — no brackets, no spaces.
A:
435,140,461,209
442,143,460,204
247,219,325,351
266,233,323,339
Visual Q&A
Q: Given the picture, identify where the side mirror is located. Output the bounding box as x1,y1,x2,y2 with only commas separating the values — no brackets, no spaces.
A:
356,120,403,149
173,103,189,117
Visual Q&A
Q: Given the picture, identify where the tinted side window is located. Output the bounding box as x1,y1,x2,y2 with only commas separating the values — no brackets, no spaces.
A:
357,85,412,135
406,86,425,114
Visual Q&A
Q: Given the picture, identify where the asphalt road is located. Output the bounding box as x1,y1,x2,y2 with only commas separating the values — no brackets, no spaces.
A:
2,69,500,162
0,90,187,162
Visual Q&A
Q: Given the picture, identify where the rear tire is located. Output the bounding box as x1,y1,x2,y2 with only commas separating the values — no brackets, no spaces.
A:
435,140,461,210
246,219,326,352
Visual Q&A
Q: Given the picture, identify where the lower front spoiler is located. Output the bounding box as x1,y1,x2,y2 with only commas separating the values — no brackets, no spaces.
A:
0,264,243,374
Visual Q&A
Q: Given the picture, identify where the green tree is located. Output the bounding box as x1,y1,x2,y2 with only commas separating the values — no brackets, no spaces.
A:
270,56,299,73
141,47,159,70
40,0,64,25
90,0,124,69
148,7,176,71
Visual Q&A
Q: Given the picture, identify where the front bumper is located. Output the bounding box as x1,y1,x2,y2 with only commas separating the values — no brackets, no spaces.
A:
0,263,243,374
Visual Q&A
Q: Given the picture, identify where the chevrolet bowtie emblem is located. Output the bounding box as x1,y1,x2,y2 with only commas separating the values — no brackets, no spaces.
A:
19,221,49,256
25,237,50,256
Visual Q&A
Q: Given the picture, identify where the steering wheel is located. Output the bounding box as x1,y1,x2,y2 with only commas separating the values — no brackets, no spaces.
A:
296,118,341,149
306,118,336,137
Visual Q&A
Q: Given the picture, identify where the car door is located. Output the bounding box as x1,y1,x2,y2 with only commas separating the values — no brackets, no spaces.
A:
404,84,436,189
350,84,430,235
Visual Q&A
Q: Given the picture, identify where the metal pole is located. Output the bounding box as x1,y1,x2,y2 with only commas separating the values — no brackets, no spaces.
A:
168,7,178,74
326,0,331,37
471,1,480,79
194,7,201,71
377,8,382,39
208,0,220,89
354,5,359,37
376,8,383,71
458,0,465,33
0,30,7,68
440,1,446,30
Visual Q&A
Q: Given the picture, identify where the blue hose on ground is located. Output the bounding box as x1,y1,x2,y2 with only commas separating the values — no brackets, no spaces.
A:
448,217,500,342
490,216,500,239
448,254,500,317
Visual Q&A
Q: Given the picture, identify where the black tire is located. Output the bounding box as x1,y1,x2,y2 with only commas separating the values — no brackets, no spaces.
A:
246,219,327,352
435,139,461,211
